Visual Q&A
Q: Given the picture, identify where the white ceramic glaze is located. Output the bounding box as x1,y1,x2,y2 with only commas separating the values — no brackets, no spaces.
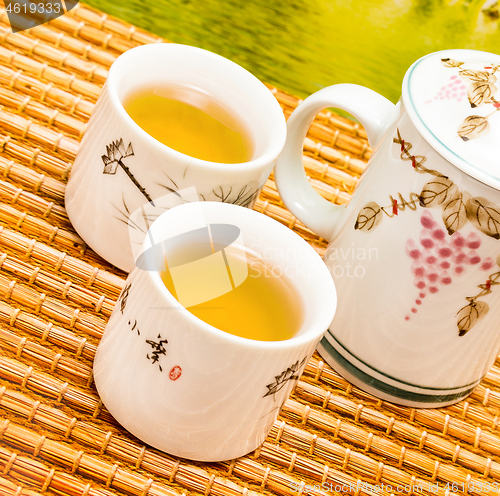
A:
404,49,500,188
65,43,286,272
275,49,500,408
93,202,337,461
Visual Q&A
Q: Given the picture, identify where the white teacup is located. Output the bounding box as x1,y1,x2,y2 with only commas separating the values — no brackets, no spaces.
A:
65,44,286,272
93,201,337,461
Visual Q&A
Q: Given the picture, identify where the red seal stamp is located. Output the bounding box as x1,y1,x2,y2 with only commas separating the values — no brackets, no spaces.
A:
169,365,182,381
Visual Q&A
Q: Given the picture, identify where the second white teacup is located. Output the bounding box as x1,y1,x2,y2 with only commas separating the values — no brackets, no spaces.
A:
93,202,337,461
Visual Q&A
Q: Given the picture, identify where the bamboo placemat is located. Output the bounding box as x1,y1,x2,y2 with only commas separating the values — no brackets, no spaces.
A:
0,4,499,496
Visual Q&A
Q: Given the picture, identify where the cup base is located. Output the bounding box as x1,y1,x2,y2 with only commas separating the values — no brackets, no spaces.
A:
93,359,268,462
317,336,479,408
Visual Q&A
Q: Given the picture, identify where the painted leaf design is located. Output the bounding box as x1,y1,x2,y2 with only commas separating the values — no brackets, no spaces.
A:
419,177,457,208
457,115,490,141
102,155,114,172
264,357,307,398
457,301,489,336
441,58,463,68
118,283,132,313
125,142,134,157
466,81,497,108
442,191,470,234
466,197,500,239
459,69,497,84
354,202,382,232
102,139,135,174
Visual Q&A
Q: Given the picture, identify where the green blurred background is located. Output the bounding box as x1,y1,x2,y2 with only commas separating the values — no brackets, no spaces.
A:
86,0,500,103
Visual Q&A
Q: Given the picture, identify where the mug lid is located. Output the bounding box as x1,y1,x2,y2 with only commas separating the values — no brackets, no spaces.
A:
402,49,500,190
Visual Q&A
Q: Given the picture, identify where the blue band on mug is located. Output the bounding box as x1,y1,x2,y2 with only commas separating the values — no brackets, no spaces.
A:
319,335,479,404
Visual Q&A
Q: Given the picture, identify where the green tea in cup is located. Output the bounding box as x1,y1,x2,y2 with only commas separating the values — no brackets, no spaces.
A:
160,241,303,341
125,86,253,164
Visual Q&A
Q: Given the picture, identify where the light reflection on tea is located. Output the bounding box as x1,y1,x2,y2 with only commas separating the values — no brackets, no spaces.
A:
160,242,303,342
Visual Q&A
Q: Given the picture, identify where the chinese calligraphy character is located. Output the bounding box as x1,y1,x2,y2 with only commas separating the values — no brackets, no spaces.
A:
128,319,140,335
146,334,168,371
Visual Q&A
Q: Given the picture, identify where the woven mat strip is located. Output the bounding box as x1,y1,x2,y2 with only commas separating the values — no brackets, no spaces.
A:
0,4,499,496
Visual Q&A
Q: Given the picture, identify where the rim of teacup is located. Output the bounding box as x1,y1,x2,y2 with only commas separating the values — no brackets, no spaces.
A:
140,201,337,350
106,43,287,174
402,48,500,192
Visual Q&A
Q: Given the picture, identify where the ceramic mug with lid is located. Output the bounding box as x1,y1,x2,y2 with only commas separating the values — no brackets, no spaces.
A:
276,49,500,407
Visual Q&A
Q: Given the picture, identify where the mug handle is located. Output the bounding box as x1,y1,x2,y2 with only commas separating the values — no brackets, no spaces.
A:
274,84,397,240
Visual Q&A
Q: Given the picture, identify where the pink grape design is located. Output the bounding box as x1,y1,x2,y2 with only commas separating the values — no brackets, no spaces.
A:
424,75,467,105
404,210,491,321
